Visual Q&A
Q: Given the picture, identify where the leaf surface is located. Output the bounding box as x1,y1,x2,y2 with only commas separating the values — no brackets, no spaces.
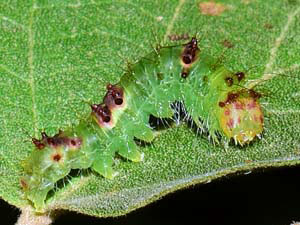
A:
0,0,300,217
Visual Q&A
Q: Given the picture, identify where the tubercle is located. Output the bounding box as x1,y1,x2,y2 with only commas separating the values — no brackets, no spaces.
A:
91,83,128,129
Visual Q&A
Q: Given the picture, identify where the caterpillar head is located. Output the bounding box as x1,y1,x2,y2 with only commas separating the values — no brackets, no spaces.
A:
218,90,264,145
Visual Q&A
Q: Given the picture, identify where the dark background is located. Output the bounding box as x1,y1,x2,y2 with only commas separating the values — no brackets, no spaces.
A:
3,166,300,225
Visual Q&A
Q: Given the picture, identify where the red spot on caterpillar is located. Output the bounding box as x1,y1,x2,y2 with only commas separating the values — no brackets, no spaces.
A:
20,179,28,190
260,115,264,123
181,70,189,78
235,72,245,82
234,102,244,110
32,131,82,150
225,92,239,104
47,137,64,147
70,140,76,146
226,118,234,129
225,76,234,87
246,100,257,110
224,109,231,116
66,137,82,150
219,101,225,107
51,153,62,162
32,138,45,150
248,89,262,99
45,130,65,148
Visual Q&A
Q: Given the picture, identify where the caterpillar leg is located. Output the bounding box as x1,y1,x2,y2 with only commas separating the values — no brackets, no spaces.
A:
92,153,118,179
111,136,144,162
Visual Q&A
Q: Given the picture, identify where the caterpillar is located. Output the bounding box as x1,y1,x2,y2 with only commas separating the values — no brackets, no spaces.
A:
20,37,264,212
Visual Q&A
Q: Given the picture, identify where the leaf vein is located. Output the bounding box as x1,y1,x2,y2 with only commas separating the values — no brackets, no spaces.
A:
264,6,300,74
163,0,185,42
28,2,38,136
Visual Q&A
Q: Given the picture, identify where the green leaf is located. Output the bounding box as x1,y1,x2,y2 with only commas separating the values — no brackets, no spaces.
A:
1,0,300,219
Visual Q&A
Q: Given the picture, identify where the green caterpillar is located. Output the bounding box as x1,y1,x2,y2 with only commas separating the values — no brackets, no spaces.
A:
21,38,264,212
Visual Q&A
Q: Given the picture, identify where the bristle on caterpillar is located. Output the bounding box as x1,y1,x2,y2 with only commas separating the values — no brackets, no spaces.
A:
21,37,264,212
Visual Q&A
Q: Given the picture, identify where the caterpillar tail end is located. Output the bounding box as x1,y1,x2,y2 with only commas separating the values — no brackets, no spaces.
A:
92,164,119,179
119,149,144,162
113,138,144,162
27,191,48,213
20,177,52,213
92,155,119,179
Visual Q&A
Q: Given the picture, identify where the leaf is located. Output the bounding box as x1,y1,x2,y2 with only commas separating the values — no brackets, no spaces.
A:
1,0,300,219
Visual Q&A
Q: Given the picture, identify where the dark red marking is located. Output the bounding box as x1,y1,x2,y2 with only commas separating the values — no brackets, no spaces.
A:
91,104,111,123
20,179,28,189
225,77,233,87
260,115,264,123
32,131,82,150
226,92,239,104
234,102,244,110
248,89,262,99
32,138,45,150
220,92,241,108
246,100,257,110
181,37,199,64
39,131,65,148
52,153,62,162
224,109,231,116
181,71,188,78
67,138,82,149
235,72,245,82
219,101,225,107
227,118,234,129
104,84,124,107
47,136,64,147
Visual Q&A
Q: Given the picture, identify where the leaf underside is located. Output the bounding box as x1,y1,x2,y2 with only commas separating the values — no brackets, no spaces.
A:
0,0,300,217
